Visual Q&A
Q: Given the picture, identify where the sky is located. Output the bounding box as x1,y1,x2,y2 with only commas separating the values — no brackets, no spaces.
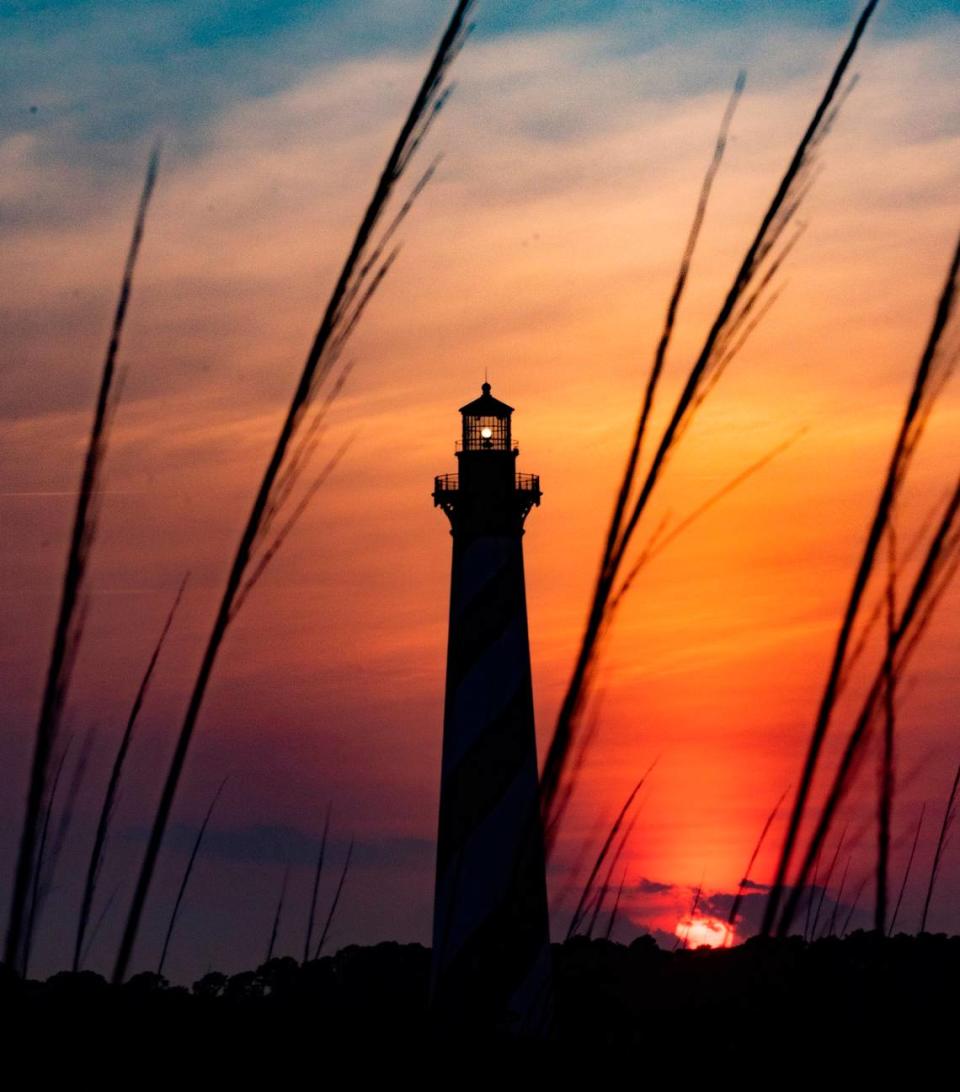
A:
1,0,958,982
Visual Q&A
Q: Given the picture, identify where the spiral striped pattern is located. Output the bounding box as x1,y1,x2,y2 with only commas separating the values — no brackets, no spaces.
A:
431,532,551,1030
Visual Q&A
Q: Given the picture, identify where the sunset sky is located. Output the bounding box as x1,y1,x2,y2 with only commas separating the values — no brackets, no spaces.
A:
2,0,958,981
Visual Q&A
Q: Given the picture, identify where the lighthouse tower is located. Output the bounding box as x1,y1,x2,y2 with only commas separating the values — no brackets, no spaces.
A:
431,382,551,1029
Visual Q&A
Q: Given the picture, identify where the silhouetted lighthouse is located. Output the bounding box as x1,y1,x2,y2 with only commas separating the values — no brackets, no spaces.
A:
431,382,551,1029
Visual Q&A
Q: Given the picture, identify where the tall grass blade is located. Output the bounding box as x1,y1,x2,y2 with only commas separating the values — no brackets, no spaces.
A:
22,741,71,977
566,759,657,938
231,437,354,618
5,144,160,973
585,810,639,939
728,786,789,929
841,875,868,936
543,4,878,828
824,854,851,938
778,477,960,934
541,73,746,820
303,805,331,965
612,432,803,610
314,839,354,959
156,777,228,978
810,826,846,940
112,1,475,984
28,726,97,968
842,489,949,688
676,874,705,950
603,868,629,942
74,575,188,970
803,845,822,941
875,521,898,934
265,865,291,965
889,803,925,935
81,883,121,969
919,762,960,933
764,229,960,935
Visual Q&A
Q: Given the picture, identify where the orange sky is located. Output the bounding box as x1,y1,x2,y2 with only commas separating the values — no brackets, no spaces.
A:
2,4,958,976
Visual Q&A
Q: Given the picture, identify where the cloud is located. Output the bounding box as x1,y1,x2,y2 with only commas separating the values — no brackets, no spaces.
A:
739,878,770,891
4,7,957,427
631,876,678,896
616,876,832,943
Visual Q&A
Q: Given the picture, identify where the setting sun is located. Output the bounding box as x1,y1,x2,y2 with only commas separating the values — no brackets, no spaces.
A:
675,916,734,950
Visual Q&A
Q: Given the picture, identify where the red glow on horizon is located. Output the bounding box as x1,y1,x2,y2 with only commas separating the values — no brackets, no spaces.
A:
675,915,734,949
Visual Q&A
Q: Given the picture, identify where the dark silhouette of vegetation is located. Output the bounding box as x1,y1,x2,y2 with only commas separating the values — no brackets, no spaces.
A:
5,934,959,1057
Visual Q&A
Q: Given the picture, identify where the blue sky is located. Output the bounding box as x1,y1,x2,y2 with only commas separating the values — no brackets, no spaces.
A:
4,2,957,151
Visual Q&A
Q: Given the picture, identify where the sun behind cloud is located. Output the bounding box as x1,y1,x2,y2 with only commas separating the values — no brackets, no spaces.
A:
675,915,734,950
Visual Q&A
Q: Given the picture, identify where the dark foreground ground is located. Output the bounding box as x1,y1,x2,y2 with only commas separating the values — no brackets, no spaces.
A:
3,932,958,1064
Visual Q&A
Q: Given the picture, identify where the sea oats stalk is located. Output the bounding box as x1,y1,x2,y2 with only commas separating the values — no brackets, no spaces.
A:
875,521,898,934
74,575,189,971
778,475,960,934
302,806,331,965
765,232,960,934
566,760,657,939
728,787,789,930
810,827,846,940
5,145,160,973
585,811,639,939
157,777,228,978
920,762,960,933
542,3,878,831
314,840,354,960
824,855,852,939
22,742,70,978
889,803,925,935
113,1,475,984
265,866,291,965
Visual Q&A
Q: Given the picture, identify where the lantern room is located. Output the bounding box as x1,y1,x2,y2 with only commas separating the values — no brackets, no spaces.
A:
458,382,514,452
434,380,540,530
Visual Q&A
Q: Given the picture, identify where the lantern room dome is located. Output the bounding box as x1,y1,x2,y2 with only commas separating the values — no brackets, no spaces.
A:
459,382,514,418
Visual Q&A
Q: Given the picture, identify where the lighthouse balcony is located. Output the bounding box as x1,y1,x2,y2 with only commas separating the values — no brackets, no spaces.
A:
454,439,520,453
433,472,541,516
515,473,540,494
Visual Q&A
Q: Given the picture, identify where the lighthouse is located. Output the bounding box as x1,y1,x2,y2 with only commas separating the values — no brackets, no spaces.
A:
431,382,551,1030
